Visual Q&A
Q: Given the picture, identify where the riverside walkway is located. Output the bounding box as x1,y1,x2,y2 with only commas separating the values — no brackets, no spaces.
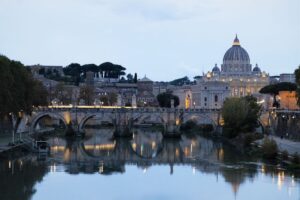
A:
268,135,300,155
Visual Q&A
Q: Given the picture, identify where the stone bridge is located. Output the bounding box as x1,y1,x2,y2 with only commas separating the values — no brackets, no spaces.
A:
18,107,221,137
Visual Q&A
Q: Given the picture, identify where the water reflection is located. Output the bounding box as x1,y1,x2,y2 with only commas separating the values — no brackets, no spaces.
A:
0,158,48,200
0,128,299,200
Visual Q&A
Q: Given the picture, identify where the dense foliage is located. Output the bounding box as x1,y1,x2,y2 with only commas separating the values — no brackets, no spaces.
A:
157,92,180,108
0,55,48,118
259,82,297,107
169,76,191,86
222,96,261,138
261,138,278,159
63,62,126,86
79,85,95,105
294,65,300,106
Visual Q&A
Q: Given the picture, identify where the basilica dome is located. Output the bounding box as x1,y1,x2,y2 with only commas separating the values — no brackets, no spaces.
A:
221,35,252,74
223,35,250,65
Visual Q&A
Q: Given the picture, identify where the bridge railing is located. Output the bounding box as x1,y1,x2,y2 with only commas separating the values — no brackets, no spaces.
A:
33,106,221,113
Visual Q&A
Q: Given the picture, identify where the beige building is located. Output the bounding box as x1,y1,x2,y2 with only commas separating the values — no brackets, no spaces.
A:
202,35,269,98
278,91,299,110
191,81,230,109
169,35,271,109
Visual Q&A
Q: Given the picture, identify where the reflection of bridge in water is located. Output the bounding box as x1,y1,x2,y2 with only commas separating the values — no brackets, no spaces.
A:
47,129,224,174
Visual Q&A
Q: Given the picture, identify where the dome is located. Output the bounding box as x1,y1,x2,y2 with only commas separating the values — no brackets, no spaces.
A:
139,75,152,82
223,35,250,65
212,64,220,72
253,64,261,72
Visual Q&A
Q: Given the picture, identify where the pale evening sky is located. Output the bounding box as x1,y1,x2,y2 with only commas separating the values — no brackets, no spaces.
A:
0,0,299,81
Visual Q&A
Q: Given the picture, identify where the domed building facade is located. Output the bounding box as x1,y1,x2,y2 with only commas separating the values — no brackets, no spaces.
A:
191,35,270,109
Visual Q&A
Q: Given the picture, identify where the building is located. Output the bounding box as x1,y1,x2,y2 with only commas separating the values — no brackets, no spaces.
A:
137,76,157,107
192,81,230,109
171,85,193,108
201,35,269,98
279,73,296,83
28,64,64,76
189,35,270,109
278,91,299,110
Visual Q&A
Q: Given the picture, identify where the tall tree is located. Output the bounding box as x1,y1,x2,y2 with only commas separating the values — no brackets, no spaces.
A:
133,73,137,83
127,73,133,82
157,92,180,108
222,96,261,138
170,76,190,86
63,63,82,86
99,62,126,78
294,65,300,106
259,82,297,108
0,55,48,139
79,85,95,105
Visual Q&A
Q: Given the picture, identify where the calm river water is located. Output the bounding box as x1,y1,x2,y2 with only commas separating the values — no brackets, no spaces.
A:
0,128,299,200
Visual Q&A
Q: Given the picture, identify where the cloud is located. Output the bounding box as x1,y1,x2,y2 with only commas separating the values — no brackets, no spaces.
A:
80,0,221,21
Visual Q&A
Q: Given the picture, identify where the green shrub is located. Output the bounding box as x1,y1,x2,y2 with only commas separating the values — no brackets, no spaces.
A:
180,120,197,131
243,133,254,147
200,124,214,132
292,153,300,164
281,150,289,160
261,138,278,159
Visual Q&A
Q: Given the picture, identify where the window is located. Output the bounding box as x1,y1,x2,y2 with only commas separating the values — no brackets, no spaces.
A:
204,97,207,102
214,95,218,102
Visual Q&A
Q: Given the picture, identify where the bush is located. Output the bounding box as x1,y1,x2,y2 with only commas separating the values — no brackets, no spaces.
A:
200,124,214,132
243,133,255,147
292,153,300,164
180,120,197,131
281,150,289,160
261,138,278,159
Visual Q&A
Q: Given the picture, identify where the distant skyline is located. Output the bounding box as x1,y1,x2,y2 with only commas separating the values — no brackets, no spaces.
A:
0,0,299,81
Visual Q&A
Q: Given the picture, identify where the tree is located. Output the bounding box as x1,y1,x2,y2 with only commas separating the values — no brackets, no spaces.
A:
157,92,180,108
79,85,95,105
53,83,73,105
259,82,297,108
170,76,190,86
108,93,118,106
294,65,300,106
133,73,138,83
99,62,126,79
63,63,82,86
222,96,261,138
0,55,48,138
127,73,133,82
38,68,45,75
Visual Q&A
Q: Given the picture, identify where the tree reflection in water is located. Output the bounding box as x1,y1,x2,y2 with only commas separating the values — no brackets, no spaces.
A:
0,157,48,200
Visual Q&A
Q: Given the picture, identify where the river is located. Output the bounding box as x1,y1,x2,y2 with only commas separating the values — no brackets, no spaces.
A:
0,128,299,200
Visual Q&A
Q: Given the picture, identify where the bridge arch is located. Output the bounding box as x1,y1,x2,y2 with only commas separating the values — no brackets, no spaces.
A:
133,113,165,125
78,114,114,133
181,113,217,130
30,112,67,132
